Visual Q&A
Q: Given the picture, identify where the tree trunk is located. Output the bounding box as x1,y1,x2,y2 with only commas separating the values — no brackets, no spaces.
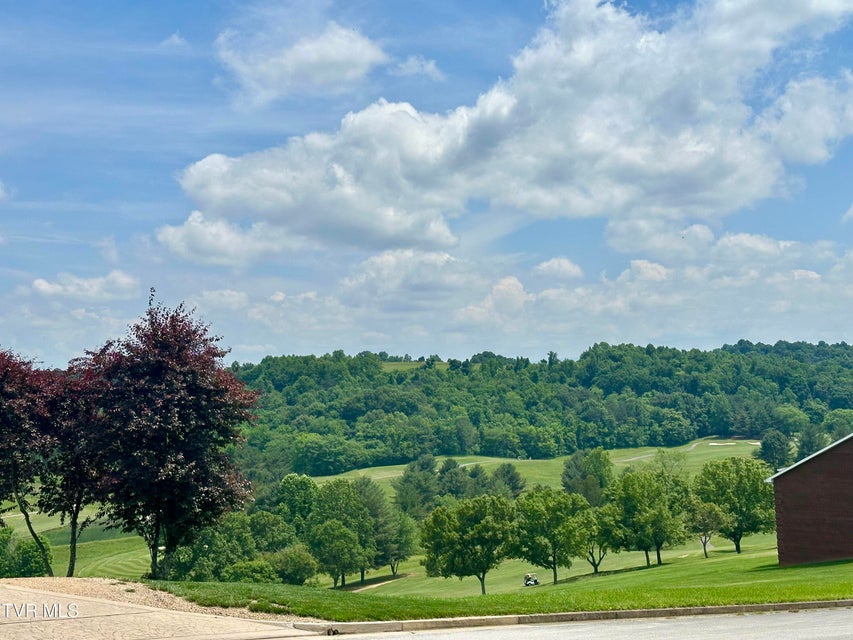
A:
148,519,161,579
360,568,366,584
644,549,650,567
734,536,742,554
655,546,663,566
478,573,486,595
587,547,605,574
390,560,398,576
341,573,346,588
67,512,79,577
552,564,558,584
700,535,710,559
14,488,53,577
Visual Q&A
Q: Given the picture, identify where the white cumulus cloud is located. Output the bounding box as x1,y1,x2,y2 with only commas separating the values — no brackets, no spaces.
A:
342,249,482,311
192,289,250,311
392,55,445,81
32,270,139,300
157,210,295,266
758,73,853,164
535,257,584,279
159,31,189,51
217,20,387,104
181,0,853,263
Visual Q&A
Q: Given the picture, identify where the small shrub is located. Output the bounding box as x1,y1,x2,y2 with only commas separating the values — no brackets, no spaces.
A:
0,528,16,578
221,559,278,584
0,527,52,577
266,543,318,585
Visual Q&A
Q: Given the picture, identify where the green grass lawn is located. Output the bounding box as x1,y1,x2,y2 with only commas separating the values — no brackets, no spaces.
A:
5,435,782,616
1,503,150,579
50,535,150,579
321,533,768,597
154,534,853,622
314,437,761,496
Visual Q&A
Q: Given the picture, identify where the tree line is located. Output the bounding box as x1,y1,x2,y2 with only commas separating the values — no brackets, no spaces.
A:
166,473,418,588
232,341,853,493
1,293,256,579
167,448,774,595
419,449,774,594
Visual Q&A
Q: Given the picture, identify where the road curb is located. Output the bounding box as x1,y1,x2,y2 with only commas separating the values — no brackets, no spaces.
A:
292,599,853,635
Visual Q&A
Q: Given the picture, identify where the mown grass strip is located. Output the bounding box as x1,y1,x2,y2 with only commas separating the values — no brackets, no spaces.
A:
153,549,853,622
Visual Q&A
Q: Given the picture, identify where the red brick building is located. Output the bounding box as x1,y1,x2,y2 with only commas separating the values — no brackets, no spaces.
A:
769,432,853,566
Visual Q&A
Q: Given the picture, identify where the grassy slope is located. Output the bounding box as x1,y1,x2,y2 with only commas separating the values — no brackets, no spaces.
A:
314,437,761,495
156,533,853,621
10,435,852,623
51,536,150,579
7,437,762,584
321,533,764,597
1,505,150,578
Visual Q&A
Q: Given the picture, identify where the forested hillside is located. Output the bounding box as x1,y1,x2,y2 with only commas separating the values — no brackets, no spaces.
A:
231,341,853,490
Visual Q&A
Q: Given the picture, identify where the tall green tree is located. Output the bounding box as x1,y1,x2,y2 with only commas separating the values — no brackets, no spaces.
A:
821,409,853,440
393,455,438,519
492,462,526,498
609,468,686,566
576,504,619,574
421,494,515,594
275,473,317,536
561,447,613,506
307,478,374,586
437,458,470,498
772,405,810,436
308,520,363,588
247,511,295,553
353,475,395,583
755,428,792,470
694,457,775,553
89,296,257,578
169,512,257,581
795,422,829,461
513,487,588,584
387,509,418,576
685,497,730,559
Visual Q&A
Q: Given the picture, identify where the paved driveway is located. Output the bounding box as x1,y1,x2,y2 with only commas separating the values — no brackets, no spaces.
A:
336,608,853,639
0,582,314,640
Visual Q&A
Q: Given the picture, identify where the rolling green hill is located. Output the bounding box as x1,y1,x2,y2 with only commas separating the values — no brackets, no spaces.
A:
232,342,853,492
6,436,758,580
312,436,760,495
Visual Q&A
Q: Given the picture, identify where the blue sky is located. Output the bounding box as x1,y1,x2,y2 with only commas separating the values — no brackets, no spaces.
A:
1,0,852,368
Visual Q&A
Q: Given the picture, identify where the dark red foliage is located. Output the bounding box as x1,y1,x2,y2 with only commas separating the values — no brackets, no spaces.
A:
87,300,258,578
0,350,50,500
0,349,55,575
36,362,108,575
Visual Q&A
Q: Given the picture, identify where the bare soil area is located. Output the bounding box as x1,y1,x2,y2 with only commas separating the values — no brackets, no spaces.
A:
0,577,320,623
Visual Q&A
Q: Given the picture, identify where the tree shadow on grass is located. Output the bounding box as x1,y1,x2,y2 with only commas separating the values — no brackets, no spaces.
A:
553,563,657,586
749,557,853,572
340,573,411,592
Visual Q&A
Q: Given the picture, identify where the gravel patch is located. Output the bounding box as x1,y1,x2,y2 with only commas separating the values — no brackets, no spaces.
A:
0,577,322,623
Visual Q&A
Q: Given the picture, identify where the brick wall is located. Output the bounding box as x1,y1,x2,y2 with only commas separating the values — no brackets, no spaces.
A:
773,437,853,566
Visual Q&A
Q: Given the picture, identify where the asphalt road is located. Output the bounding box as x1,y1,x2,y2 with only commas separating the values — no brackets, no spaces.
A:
341,608,853,640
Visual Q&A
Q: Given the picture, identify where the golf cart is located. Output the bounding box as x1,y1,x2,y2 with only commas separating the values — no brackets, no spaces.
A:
523,573,540,586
